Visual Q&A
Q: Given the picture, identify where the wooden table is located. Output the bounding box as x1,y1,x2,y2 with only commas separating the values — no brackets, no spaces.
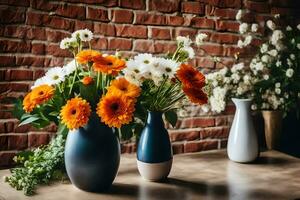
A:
0,150,300,200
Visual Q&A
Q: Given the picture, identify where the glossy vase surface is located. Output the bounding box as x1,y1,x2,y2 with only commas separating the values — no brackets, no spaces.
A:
227,98,259,163
262,110,283,150
137,112,173,181
65,113,120,192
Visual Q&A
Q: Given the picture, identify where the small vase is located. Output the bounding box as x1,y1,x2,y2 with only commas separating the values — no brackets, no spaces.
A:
227,98,259,163
262,110,283,150
65,113,120,192
137,111,172,181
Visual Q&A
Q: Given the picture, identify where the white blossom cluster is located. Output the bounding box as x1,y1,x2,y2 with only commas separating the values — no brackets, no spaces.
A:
60,29,93,49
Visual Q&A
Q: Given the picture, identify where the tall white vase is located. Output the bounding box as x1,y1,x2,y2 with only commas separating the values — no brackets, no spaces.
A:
227,98,259,163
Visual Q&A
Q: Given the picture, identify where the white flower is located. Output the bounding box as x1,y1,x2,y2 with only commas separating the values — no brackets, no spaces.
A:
254,62,264,71
291,38,295,44
251,24,259,32
239,23,248,34
60,37,74,49
212,56,221,62
236,9,243,21
156,58,179,79
268,49,278,57
260,44,268,53
284,93,289,98
261,55,271,63
134,53,154,65
63,59,77,75
244,35,253,46
195,33,208,46
266,20,276,30
201,105,210,113
297,44,300,49
287,58,292,66
45,67,66,85
251,104,257,110
31,77,49,89
274,14,280,19
263,74,269,80
243,75,251,84
78,29,93,42
210,87,227,113
276,61,282,67
231,73,240,83
182,46,195,59
231,63,244,73
286,68,294,77
237,40,244,48
275,82,281,88
290,54,296,60
286,26,292,31
275,88,281,94
275,42,285,51
271,30,284,45
297,24,300,30
176,36,192,47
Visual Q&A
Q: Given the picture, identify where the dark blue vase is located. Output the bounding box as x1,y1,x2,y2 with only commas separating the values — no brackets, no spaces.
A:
137,111,173,181
64,113,120,192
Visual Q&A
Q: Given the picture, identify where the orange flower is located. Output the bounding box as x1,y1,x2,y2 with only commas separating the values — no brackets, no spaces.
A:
82,76,94,85
93,55,126,75
176,64,206,88
60,97,91,130
97,93,135,128
182,86,208,105
23,85,55,113
107,78,141,99
76,50,101,65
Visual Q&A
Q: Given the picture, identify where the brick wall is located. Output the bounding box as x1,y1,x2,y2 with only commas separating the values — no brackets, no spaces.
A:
0,0,299,167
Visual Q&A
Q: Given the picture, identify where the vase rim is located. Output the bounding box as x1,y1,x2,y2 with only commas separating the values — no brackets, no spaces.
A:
231,98,252,102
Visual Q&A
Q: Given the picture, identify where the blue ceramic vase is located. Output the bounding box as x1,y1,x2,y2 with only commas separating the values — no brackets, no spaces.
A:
137,111,173,181
65,113,120,192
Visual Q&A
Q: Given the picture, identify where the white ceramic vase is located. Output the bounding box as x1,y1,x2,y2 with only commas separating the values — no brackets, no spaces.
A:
227,98,259,163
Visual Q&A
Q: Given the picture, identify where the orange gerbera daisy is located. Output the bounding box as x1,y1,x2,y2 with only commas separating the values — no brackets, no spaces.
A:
93,55,126,75
23,85,55,113
183,86,208,105
60,97,91,130
107,78,141,99
76,50,101,65
81,76,94,85
97,94,135,128
176,64,206,88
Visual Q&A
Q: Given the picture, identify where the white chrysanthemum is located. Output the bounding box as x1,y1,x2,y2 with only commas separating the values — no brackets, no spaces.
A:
210,87,227,113
291,38,295,44
276,60,282,67
45,67,66,85
290,54,296,60
266,20,276,30
275,88,281,94
236,10,243,21
195,33,208,46
251,104,257,110
31,77,50,89
275,82,281,88
297,44,300,49
243,75,251,84
244,35,253,46
260,44,268,53
201,104,210,113
134,53,154,65
156,58,179,79
254,62,264,71
286,26,292,31
261,55,271,63
251,23,259,32
182,46,195,59
297,24,300,30
263,74,269,80
237,40,244,48
268,49,278,57
274,14,280,18
176,36,192,47
286,68,294,77
63,59,77,75
239,23,248,34
231,73,240,83
287,58,292,66
78,29,93,42
271,30,284,45
275,42,285,51
231,63,244,73
60,38,72,49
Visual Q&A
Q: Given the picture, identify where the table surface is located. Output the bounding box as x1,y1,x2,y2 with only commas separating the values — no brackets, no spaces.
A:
0,150,300,200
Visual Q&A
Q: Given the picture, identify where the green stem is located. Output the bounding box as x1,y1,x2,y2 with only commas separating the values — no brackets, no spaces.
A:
68,55,79,96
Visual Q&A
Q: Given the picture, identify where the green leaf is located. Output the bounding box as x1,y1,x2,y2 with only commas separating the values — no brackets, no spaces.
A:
164,110,178,128
19,116,40,127
12,99,25,120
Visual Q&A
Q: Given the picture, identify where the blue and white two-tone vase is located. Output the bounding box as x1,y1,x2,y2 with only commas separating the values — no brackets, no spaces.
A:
65,113,120,192
137,111,173,181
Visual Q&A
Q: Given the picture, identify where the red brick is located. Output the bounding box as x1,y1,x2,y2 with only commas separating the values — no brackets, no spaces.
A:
74,21,93,31
28,133,51,148
178,117,215,129
4,121,15,133
108,38,132,50
200,127,230,139
135,12,166,25
0,55,15,67
196,57,215,69
46,44,73,57
0,135,7,150
151,28,171,40
133,40,155,53
31,43,45,55
0,0,29,6
94,23,115,36
86,7,109,21
213,8,238,19
91,38,108,50
184,140,219,153
55,4,85,19
15,56,45,67
46,30,70,43
215,20,239,32
3,26,27,39
215,117,227,126
0,6,25,24
216,58,235,69
33,69,46,79
116,25,147,39
0,40,31,53
26,27,47,40
207,0,242,8
0,151,16,167
8,134,28,150
198,44,224,56
271,7,297,16
175,28,197,37
210,33,240,44
121,142,136,153
166,16,185,26
245,0,270,13
112,9,133,23
31,0,58,11
10,70,33,81
149,0,180,13
181,2,204,14
172,143,184,154
169,130,199,142
0,83,29,93
47,57,65,67
154,41,177,54
120,0,145,9
191,17,214,29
